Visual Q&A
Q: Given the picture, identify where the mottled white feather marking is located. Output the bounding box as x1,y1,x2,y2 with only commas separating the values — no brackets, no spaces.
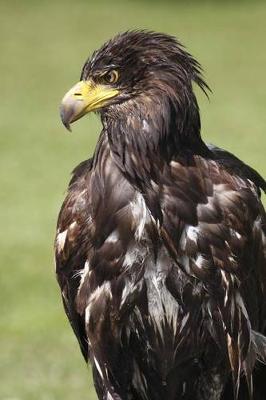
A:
170,160,180,168
123,249,137,268
69,220,77,231
105,230,119,244
77,260,90,293
56,229,67,252
235,232,241,240
229,228,241,240
85,304,91,325
131,193,148,241
221,270,229,306
120,280,144,310
123,244,147,269
144,250,180,340
187,226,199,242
195,254,205,269
120,280,135,308
90,282,112,303
93,356,103,379
180,225,199,250
56,221,77,253
254,217,266,248
142,119,149,132
197,195,215,216
85,281,113,325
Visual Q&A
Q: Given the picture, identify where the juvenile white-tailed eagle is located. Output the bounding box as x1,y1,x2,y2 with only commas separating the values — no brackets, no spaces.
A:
56,31,266,400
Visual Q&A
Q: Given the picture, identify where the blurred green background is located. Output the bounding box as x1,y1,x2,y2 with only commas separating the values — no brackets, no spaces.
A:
0,0,265,399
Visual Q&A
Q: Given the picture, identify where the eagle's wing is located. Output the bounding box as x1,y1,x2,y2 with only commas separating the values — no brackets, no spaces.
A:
55,149,137,368
157,154,266,396
55,159,93,361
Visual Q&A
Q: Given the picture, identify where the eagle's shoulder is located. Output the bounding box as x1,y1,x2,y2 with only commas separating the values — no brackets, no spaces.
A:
69,158,93,187
207,143,266,195
163,152,265,268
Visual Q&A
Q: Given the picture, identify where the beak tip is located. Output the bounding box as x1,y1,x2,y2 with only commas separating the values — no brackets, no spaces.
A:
60,104,73,132
63,121,72,132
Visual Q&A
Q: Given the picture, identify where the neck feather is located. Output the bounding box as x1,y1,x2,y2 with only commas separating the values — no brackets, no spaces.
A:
100,92,210,189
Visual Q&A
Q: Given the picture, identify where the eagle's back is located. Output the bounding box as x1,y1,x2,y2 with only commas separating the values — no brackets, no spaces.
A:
55,137,266,400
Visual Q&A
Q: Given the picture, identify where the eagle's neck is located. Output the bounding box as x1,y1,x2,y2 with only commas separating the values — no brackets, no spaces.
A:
101,93,210,190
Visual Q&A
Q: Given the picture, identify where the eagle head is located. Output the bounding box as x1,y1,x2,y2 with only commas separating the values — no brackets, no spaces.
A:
60,30,209,134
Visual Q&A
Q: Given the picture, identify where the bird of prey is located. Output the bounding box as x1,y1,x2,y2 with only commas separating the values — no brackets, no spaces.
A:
56,31,266,400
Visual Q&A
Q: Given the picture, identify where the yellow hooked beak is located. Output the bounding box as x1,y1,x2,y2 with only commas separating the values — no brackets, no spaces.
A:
60,80,119,131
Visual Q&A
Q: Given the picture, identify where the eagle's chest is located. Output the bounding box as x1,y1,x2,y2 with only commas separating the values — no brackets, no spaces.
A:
71,156,208,365
80,181,197,344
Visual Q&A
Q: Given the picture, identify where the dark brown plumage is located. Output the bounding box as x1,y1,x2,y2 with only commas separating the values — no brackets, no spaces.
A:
56,31,266,400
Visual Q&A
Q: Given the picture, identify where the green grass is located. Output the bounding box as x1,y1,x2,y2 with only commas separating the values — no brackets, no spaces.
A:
0,0,265,399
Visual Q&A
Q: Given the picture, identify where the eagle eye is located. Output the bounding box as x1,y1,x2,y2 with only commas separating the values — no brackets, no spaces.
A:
102,70,119,85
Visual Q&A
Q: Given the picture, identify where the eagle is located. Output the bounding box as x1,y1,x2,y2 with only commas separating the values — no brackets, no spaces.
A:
56,31,266,400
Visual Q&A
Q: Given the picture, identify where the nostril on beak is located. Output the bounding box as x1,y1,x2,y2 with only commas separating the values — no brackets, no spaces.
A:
73,92,84,101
